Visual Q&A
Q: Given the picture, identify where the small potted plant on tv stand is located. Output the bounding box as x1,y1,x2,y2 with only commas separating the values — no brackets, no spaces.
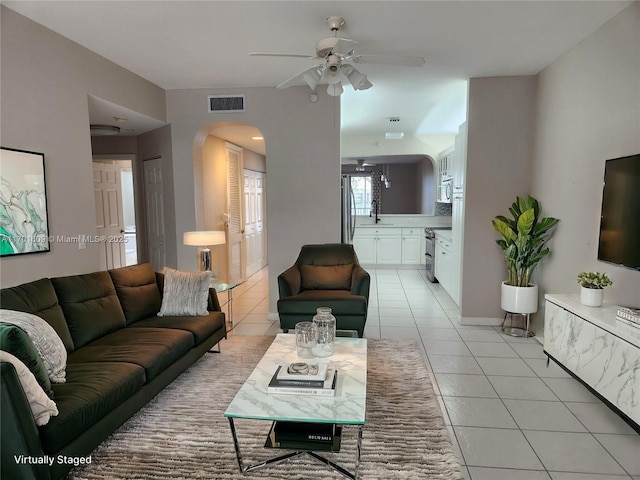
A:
577,271,613,307
492,195,560,336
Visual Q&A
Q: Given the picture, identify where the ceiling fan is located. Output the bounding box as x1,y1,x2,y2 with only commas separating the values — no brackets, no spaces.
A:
355,159,374,171
249,16,425,96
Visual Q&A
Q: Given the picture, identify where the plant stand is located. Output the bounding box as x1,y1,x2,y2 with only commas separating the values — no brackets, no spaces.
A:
501,311,534,338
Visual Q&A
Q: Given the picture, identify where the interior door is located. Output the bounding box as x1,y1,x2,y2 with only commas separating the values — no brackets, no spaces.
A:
226,144,244,284
93,163,125,269
243,170,267,277
143,158,166,270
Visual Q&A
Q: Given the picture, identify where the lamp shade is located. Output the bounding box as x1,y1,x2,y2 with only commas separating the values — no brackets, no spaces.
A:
183,231,226,247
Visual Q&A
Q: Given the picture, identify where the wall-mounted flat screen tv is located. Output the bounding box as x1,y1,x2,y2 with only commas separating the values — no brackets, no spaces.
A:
597,154,640,270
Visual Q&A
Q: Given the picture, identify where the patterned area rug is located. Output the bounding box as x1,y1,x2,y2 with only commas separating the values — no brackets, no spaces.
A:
69,335,462,479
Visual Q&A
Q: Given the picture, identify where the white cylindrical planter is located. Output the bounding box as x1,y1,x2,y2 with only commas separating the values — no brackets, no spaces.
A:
501,282,539,314
580,287,604,307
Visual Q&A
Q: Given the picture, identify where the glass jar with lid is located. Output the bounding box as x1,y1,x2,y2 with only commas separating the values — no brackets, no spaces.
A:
312,307,336,357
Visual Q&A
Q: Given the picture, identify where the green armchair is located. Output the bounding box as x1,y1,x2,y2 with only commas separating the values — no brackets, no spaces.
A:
277,244,370,338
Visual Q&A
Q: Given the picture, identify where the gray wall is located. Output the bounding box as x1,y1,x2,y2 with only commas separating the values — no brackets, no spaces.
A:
532,3,640,326
0,7,166,287
165,87,340,316
461,76,537,323
380,164,419,214
341,158,435,214
460,3,640,334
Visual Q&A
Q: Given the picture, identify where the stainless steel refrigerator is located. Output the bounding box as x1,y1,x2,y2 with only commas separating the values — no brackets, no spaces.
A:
341,175,357,244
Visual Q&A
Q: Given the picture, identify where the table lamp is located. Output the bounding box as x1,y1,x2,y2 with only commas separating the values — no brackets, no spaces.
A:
183,231,226,273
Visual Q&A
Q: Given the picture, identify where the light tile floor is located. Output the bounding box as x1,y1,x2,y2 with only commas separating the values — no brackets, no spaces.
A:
223,267,640,480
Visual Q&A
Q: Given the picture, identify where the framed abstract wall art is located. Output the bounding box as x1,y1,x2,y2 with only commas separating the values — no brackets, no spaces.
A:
0,147,51,256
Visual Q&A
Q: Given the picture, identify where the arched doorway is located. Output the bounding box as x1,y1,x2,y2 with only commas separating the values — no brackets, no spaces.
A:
192,122,267,284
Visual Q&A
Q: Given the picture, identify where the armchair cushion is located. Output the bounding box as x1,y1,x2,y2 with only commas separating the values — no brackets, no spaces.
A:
300,264,353,291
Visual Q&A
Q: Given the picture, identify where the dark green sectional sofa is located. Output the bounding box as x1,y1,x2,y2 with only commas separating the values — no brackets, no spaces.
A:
0,263,226,480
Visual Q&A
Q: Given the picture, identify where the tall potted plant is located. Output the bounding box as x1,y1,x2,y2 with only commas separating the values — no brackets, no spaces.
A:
492,195,559,314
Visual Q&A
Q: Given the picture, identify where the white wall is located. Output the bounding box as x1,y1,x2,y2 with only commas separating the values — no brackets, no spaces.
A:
461,76,537,324
0,7,166,287
532,3,640,322
165,87,340,315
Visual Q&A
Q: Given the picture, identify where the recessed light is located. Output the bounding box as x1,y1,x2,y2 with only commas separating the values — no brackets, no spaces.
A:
251,136,264,141
113,116,128,123
385,132,404,140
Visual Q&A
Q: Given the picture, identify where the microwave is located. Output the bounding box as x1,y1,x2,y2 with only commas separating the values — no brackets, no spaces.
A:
439,178,453,203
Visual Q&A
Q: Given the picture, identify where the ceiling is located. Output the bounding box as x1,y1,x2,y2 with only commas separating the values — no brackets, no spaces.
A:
5,1,632,158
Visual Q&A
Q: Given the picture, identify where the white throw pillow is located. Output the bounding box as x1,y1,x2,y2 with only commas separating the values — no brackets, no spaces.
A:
0,351,59,426
0,309,67,383
158,268,212,317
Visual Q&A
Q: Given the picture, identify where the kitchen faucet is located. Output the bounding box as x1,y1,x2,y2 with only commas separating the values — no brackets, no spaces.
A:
370,200,380,223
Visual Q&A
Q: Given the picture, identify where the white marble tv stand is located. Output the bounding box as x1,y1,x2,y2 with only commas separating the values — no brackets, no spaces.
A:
544,294,639,430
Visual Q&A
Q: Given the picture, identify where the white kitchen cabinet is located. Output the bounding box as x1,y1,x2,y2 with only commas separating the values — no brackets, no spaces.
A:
377,235,402,264
353,228,402,264
352,235,377,264
401,228,423,264
434,231,460,305
437,146,455,203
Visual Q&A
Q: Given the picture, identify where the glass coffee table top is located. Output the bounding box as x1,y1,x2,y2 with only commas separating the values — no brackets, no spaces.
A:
224,334,367,425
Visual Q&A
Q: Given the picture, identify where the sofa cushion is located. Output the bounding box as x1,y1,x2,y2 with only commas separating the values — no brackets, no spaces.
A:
41,361,145,454
158,268,211,317
67,327,193,381
108,263,162,325
300,264,353,291
0,278,74,352
129,311,225,345
0,351,58,426
51,271,126,349
278,290,368,315
0,323,53,397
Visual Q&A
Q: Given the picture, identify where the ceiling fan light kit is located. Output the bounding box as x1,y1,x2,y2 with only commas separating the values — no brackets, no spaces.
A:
90,124,120,136
250,15,424,96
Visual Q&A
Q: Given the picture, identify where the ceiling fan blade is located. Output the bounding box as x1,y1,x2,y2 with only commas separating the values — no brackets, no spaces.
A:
352,54,425,67
276,64,324,89
249,52,318,60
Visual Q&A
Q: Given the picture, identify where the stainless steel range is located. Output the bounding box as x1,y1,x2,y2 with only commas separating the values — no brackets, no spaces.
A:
425,228,437,283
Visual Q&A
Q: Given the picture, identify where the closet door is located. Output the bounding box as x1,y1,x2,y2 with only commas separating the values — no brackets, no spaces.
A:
226,144,244,284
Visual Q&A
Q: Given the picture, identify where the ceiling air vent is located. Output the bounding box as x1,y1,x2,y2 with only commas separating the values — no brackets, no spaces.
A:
208,95,245,113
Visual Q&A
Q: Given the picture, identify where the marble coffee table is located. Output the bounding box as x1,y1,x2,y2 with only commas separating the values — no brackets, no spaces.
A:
224,333,367,479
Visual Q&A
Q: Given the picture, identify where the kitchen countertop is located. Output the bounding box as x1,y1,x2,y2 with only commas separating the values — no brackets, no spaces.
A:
355,215,452,229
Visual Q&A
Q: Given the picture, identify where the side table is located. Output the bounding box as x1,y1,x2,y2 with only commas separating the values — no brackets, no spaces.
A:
212,282,240,329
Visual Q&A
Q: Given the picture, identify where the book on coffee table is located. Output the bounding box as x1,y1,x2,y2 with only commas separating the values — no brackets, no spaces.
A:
268,366,337,396
276,362,329,382
265,421,342,452
273,421,336,443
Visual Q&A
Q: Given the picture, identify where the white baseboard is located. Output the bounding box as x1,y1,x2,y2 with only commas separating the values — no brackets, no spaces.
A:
360,264,425,270
459,316,503,326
